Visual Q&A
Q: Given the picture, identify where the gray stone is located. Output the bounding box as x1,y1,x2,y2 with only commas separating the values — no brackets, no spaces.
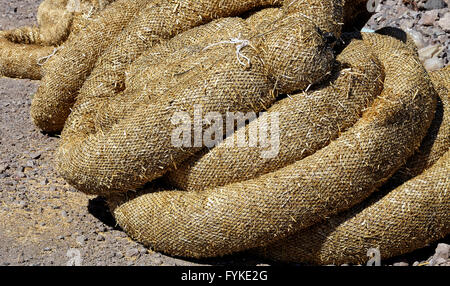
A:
406,29,427,50
419,44,445,61
393,262,409,266
30,152,41,159
424,0,447,10
419,11,438,26
114,252,124,259
424,57,445,71
0,163,9,173
76,235,87,245
437,12,450,31
126,248,140,258
15,171,26,178
434,243,450,260
17,200,27,209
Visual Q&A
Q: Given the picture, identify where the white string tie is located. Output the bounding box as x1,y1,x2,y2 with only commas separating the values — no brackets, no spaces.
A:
203,34,253,67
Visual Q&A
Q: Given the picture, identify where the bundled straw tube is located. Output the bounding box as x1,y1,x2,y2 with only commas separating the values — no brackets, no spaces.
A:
109,33,437,259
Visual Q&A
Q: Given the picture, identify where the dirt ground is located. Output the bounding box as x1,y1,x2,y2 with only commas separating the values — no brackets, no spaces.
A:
0,0,448,266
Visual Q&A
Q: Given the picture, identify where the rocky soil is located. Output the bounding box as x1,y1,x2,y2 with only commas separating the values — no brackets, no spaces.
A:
365,0,450,70
0,0,449,266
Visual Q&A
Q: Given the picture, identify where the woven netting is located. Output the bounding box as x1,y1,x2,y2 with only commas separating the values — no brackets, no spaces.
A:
108,33,445,260
2,0,448,264
255,65,449,265
0,0,116,79
50,0,343,194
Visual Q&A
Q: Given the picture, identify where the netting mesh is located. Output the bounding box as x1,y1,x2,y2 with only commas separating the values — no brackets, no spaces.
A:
0,0,448,264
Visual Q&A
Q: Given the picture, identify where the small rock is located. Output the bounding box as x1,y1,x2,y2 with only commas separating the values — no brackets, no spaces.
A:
437,12,450,31
76,235,87,245
43,247,51,251
15,172,26,178
0,164,9,173
419,44,444,61
30,152,41,160
116,232,127,238
126,248,140,258
424,56,445,71
61,210,68,218
4,181,14,186
152,253,161,258
152,258,163,265
96,234,105,241
400,19,414,30
17,200,27,209
393,262,409,266
413,261,420,266
57,235,65,240
405,29,427,50
40,178,48,185
96,261,107,266
165,262,176,266
419,11,438,26
115,252,124,259
434,257,447,265
434,243,450,260
423,0,447,10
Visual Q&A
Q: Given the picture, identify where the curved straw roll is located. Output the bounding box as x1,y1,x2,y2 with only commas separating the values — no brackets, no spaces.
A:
166,39,384,191
55,2,340,195
0,37,55,80
4,0,445,264
30,0,367,132
256,65,449,265
0,0,115,80
396,66,450,181
30,0,156,132
3,0,115,46
258,151,449,265
109,33,437,259
30,0,284,132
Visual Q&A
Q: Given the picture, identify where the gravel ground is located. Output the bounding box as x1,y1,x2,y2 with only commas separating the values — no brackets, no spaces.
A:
365,0,450,70
0,0,449,266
